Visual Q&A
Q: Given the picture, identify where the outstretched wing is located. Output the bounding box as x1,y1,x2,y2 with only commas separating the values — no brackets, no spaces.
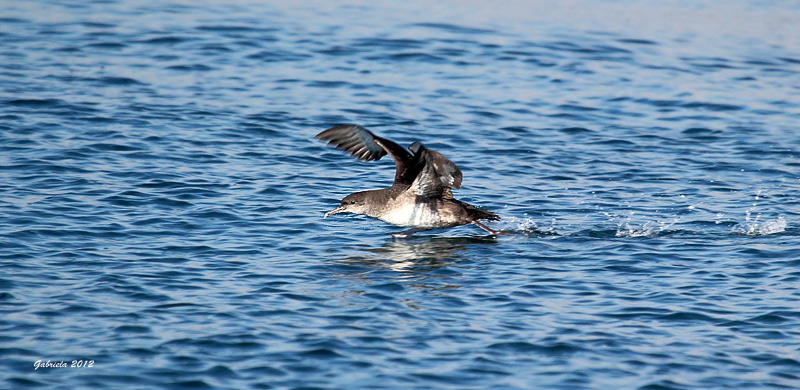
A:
316,124,386,161
407,141,463,199
316,124,413,184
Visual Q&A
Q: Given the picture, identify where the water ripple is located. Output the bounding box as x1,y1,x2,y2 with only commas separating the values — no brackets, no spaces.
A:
1,1,799,389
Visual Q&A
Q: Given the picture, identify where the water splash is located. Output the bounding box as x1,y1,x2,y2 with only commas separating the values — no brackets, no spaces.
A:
615,212,679,237
732,212,786,236
731,190,787,236
500,214,557,235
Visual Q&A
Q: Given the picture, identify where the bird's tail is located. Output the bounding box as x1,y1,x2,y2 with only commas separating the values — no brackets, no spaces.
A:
473,207,500,221
459,200,499,221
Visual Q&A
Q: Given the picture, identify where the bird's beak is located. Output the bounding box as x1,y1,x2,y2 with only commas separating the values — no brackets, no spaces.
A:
323,206,345,218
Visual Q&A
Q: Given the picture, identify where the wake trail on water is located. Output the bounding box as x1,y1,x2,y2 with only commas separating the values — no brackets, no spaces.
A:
499,212,787,238
497,190,789,238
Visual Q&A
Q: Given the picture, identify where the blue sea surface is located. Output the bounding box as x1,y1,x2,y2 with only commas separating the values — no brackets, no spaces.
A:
2,1,799,389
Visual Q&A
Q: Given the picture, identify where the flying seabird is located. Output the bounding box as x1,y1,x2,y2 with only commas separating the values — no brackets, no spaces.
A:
316,124,505,238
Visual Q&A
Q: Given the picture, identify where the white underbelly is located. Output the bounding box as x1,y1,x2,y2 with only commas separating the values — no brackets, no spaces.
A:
378,202,442,228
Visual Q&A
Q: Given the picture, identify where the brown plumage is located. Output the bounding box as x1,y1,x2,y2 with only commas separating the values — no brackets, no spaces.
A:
316,124,504,238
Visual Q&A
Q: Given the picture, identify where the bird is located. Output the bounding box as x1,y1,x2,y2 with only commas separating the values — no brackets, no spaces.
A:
316,124,506,238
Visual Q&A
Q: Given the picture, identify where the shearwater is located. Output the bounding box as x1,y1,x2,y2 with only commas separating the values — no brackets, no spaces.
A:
316,124,506,238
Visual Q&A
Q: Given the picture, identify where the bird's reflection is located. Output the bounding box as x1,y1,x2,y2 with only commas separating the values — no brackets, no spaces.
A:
334,235,500,281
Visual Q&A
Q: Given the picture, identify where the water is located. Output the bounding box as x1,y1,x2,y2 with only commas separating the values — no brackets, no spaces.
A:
2,1,799,389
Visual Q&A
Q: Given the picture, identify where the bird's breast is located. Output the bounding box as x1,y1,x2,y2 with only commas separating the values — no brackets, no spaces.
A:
377,201,450,228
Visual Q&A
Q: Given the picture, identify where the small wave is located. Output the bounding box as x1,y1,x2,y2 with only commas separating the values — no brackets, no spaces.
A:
85,42,127,49
97,76,145,86
137,36,189,45
410,22,493,34
166,64,214,72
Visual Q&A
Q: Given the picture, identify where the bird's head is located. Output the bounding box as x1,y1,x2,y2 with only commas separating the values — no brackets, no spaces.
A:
323,192,370,218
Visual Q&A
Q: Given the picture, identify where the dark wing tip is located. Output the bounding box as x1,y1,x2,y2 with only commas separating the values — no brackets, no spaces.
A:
408,141,465,198
408,141,423,154
316,124,387,162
